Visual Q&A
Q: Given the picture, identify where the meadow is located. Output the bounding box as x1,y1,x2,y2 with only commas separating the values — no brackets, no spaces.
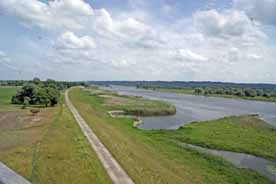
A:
0,87,111,184
69,87,272,184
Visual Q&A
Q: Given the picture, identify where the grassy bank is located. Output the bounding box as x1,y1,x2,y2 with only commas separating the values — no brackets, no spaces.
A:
0,87,111,183
162,115,276,161
89,87,176,116
69,87,271,184
31,94,111,184
142,87,276,103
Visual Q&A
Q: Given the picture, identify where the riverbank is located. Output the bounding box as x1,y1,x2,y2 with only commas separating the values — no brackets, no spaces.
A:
140,87,276,103
90,87,176,116
69,87,271,184
160,115,276,161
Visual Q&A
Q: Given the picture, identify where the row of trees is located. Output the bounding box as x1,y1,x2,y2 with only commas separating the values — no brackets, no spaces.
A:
1,78,86,90
194,87,276,98
10,78,86,107
136,85,276,98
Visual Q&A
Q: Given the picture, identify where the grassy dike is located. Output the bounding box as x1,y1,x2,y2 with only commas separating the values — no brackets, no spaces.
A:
69,87,271,184
0,87,111,184
161,115,276,161
30,94,111,184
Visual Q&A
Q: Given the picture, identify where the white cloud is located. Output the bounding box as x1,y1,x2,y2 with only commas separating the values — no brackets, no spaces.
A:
234,0,276,26
175,49,208,62
193,9,264,39
0,0,276,82
57,31,96,50
0,0,94,30
0,51,18,71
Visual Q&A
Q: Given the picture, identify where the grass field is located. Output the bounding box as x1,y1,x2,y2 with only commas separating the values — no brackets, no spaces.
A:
69,87,271,184
143,87,276,103
0,87,55,179
0,86,18,110
0,87,111,184
89,87,176,116
161,115,276,161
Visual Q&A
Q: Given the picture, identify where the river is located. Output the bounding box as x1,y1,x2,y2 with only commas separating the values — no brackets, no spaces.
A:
101,85,276,182
102,85,276,130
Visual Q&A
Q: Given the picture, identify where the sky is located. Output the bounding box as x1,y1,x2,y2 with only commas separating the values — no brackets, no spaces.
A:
0,0,276,83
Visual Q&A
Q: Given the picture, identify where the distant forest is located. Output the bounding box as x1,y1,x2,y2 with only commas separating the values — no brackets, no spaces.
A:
88,81,276,89
88,81,276,99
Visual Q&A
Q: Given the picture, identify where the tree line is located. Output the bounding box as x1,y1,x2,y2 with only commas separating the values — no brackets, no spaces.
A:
193,87,276,98
137,85,276,99
10,78,86,107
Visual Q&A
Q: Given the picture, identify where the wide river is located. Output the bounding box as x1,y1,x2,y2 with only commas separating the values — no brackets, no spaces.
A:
102,85,276,181
103,85,276,130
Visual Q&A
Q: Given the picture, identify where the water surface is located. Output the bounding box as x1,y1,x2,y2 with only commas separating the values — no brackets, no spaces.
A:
180,143,276,182
102,85,276,130
102,85,276,181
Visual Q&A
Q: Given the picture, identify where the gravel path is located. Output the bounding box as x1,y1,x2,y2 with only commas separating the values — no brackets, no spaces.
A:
65,89,134,184
0,162,31,184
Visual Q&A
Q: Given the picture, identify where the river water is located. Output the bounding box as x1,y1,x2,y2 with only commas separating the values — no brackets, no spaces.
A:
101,85,276,182
102,85,276,130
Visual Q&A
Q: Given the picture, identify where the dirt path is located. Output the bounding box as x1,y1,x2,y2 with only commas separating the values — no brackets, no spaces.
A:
65,89,134,184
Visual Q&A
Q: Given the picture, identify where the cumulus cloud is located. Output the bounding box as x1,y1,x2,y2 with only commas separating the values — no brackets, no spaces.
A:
193,9,264,39
174,49,208,62
234,0,276,26
0,0,94,30
57,31,96,50
0,0,276,82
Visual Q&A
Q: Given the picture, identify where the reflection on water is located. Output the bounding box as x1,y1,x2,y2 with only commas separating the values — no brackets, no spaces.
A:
180,143,276,182
102,85,276,130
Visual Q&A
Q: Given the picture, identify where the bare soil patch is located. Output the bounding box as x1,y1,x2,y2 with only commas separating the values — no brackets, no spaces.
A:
0,109,52,131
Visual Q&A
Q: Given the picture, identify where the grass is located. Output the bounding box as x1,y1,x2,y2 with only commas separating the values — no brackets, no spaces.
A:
90,88,176,116
162,115,276,161
31,94,111,184
69,87,272,184
143,87,276,103
0,87,54,179
0,86,18,110
0,87,111,184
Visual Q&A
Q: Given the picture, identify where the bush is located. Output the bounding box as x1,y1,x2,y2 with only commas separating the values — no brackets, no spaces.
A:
11,79,60,107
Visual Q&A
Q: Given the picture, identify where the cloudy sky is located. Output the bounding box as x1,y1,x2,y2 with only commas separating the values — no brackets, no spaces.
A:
0,0,276,83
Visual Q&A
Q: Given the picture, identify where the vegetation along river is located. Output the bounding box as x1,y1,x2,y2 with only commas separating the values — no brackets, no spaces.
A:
103,85,276,130
101,85,276,182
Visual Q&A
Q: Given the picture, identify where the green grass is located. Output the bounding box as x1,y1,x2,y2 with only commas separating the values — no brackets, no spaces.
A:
144,87,276,103
89,88,176,116
162,115,276,161
0,87,111,184
31,95,111,184
0,87,52,179
0,86,18,110
69,87,271,184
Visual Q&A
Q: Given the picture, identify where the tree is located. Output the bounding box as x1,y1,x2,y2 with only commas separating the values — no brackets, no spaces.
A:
194,88,203,94
46,87,60,106
244,88,257,97
33,77,41,85
35,88,50,107
11,82,59,107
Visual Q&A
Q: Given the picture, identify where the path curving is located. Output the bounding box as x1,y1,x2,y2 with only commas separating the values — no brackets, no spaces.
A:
65,89,134,184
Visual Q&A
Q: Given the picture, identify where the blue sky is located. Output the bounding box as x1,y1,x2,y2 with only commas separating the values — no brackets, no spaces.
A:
0,0,276,83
